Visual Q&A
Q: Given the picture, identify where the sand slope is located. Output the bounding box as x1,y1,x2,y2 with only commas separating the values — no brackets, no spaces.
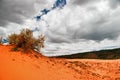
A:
0,45,120,80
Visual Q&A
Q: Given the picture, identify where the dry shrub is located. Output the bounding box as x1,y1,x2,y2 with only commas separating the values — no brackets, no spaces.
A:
35,35,45,51
8,28,45,52
0,36,2,44
8,33,19,45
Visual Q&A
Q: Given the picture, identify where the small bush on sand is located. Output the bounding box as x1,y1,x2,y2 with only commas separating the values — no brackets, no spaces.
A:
8,33,19,45
0,36,2,44
8,28,45,52
35,35,45,51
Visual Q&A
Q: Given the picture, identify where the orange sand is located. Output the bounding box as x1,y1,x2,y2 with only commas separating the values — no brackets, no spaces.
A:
0,45,120,80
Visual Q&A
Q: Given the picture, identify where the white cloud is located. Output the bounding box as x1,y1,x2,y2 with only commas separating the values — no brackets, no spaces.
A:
38,0,120,56
43,0,120,41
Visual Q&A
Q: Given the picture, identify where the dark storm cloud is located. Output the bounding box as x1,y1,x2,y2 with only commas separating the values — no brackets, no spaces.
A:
74,27,120,41
0,28,5,36
0,0,36,27
109,0,120,8
46,30,72,43
72,0,97,6
69,16,120,41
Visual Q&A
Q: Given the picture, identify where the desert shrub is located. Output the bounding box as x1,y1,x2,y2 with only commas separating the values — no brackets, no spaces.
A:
8,33,19,45
35,35,45,51
0,36,2,44
8,28,45,52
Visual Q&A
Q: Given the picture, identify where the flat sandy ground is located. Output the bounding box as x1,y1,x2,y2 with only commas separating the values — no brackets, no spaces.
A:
0,45,120,80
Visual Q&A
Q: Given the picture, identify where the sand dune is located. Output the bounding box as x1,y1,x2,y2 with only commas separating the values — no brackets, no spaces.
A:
0,45,120,80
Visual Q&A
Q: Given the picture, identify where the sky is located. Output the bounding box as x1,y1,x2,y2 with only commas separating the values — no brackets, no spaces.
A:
0,0,120,56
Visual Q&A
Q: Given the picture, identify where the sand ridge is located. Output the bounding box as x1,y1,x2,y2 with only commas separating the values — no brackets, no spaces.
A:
0,45,120,80
0,45,79,80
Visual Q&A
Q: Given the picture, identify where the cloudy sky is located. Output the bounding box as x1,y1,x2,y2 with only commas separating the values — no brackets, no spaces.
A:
0,0,120,56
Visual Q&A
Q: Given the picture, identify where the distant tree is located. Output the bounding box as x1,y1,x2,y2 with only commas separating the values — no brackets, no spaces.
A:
8,28,45,52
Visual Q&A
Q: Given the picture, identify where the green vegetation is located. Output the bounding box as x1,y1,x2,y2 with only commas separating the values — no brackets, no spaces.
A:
8,28,45,52
56,48,120,59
